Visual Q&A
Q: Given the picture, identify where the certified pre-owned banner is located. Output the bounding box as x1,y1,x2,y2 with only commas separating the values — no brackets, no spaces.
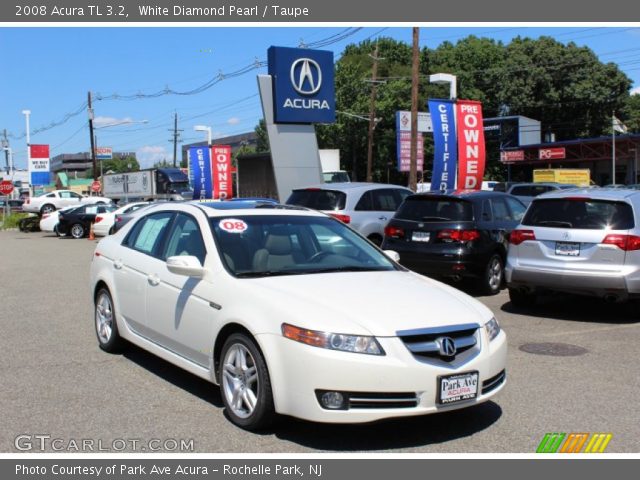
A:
189,146,213,200
456,100,486,190
428,99,457,191
211,145,233,200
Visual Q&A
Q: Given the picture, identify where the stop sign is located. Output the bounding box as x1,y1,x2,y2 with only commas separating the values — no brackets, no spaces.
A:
0,180,14,196
91,180,102,193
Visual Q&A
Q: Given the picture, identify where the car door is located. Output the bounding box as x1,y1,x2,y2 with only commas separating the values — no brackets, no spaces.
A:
352,188,410,239
487,196,513,245
114,211,175,337
144,212,215,368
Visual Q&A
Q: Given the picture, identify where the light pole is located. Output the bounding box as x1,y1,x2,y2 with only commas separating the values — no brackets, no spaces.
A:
194,125,212,146
429,73,457,100
22,110,31,195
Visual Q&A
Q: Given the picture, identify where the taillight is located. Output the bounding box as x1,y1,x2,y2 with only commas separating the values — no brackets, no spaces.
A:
26,198,30,204
384,225,405,238
115,216,122,222
509,229,536,245
95,216,103,223
329,213,351,224
58,215,64,221
602,234,640,251
437,229,480,242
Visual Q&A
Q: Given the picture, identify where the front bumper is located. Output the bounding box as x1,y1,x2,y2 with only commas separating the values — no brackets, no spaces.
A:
256,328,507,423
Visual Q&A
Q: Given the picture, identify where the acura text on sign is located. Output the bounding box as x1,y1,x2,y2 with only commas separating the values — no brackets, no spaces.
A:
456,100,486,190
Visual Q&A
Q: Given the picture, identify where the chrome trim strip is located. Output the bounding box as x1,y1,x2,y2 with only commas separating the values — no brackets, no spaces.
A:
396,323,480,337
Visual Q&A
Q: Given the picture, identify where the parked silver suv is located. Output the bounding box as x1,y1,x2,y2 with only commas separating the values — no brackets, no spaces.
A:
286,183,412,245
505,188,640,306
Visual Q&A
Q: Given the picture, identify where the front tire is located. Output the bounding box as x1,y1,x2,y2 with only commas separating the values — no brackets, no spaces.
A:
219,333,275,430
95,288,124,352
70,223,85,239
482,254,504,295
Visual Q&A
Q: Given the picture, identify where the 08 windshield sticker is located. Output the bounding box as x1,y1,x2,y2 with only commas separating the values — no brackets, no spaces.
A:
219,219,248,233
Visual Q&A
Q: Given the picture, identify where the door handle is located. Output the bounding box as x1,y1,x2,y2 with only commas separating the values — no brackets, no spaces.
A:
147,274,160,286
113,260,123,270
378,216,387,221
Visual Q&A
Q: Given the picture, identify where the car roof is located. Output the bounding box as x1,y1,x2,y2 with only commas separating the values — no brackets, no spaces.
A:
292,182,411,193
408,190,512,200
532,187,640,201
509,182,576,188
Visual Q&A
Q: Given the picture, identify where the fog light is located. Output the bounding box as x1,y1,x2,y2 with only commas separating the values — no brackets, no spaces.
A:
321,391,345,409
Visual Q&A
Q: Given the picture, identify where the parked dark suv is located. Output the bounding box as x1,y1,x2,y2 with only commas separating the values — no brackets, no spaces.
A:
381,190,527,294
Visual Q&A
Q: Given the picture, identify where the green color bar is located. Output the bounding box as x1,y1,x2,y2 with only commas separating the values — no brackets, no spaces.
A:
536,433,566,453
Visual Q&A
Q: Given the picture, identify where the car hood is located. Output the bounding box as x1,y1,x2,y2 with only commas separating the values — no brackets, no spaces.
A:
243,270,492,337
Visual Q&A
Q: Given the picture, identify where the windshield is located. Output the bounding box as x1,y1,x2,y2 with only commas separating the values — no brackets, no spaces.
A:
210,215,397,277
286,189,347,211
522,198,634,229
395,196,473,222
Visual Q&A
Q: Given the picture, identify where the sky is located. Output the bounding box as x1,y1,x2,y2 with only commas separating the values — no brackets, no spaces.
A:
1,26,640,170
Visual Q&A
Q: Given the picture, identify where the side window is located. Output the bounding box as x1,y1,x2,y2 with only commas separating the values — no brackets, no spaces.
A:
125,212,174,257
371,189,400,211
510,186,530,197
505,197,526,222
163,214,207,265
85,205,99,214
481,199,493,221
46,193,56,198
491,198,511,221
394,189,411,206
355,191,373,211
70,192,83,199
59,191,71,199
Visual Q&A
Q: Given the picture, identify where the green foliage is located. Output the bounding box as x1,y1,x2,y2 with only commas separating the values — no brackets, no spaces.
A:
621,93,640,133
99,155,141,175
0,212,30,230
255,119,269,153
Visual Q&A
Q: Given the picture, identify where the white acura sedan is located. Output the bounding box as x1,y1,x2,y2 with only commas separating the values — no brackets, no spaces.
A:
90,201,506,430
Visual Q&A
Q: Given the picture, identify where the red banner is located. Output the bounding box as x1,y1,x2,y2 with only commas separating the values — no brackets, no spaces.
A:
456,100,486,190
211,145,233,200
539,147,566,160
500,150,525,163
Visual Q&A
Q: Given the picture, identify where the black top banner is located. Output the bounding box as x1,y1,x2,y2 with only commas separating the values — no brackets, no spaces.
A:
3,0,640,22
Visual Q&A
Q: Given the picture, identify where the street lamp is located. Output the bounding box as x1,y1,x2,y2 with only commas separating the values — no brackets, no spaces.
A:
22,110,31,195
429,73,457,100
194,125,212,146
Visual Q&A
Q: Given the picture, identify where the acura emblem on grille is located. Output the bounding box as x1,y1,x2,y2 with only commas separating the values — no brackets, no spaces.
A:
438,337,457,357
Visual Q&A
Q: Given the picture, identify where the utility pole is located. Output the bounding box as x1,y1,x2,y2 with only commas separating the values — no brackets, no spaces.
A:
2,130,9,175
88,92,97,180
169,112,183,168
409,27,420,192
366,42,382,183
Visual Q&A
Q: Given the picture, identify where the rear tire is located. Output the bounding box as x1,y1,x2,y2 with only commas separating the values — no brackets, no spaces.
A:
482,254,504,295
40,204,55,215
368,234,383,247
95,288,124,352
70,223,85,239
508,287,537,308
219,333,275,431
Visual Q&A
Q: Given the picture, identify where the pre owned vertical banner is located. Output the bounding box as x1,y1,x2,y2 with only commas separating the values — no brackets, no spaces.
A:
428,99,457,190
211,145,233,200
189,146,213,200
456,100,486,190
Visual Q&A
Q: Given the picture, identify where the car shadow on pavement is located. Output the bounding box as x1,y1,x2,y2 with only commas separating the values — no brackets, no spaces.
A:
502,294,640,324
269,401,502,451
123,344,224,408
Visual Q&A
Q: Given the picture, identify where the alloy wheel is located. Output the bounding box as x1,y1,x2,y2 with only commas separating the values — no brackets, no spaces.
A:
221,344,259,419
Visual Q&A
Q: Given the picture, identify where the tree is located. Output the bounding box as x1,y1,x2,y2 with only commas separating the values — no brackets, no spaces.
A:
621,93,640,133
255,119,269,153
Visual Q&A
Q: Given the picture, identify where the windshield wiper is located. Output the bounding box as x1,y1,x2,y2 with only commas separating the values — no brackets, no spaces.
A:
301,266,391,274
536,220,573,228
235,270,304,278
420,216,451,221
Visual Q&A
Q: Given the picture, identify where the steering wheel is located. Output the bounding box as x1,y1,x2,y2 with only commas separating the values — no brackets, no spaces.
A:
308,251,332,263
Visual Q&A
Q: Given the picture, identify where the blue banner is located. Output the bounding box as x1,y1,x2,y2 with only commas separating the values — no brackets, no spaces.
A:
189,146,213,200
428,99,457,190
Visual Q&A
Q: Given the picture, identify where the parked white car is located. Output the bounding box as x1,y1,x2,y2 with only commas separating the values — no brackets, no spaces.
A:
93,202,149,237
90,201,506,430
23,190,112,215
286,183,413,245
38,206,76,236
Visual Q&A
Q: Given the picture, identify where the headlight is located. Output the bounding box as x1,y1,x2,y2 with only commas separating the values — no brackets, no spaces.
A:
484,317,500,341
282,323,385,355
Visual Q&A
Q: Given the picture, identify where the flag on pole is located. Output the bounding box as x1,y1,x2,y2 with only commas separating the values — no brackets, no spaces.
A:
613,116,628,134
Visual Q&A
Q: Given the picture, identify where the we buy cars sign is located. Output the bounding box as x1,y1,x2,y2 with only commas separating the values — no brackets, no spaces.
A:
211,145,233,200
456,100,486,190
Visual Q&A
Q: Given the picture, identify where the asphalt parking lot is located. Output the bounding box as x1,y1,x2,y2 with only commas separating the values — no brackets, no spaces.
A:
1,229,639,453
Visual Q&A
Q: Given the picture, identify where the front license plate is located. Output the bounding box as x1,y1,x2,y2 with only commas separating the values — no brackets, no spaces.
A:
412,231,430,242
555,241,580,256
438,371,479,405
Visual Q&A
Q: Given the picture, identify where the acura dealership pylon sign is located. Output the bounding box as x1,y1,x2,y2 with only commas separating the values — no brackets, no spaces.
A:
267,46,336,124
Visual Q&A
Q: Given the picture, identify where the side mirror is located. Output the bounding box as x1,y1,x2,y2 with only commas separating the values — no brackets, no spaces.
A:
383,250,401,262
166,255,205,278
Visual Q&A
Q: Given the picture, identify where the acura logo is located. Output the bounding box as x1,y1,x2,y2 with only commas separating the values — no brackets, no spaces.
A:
290,58,322,95
438,337,457,357
562,231,571,240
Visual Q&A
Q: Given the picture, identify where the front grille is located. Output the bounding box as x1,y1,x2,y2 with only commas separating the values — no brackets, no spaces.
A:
397,323,480,363
315,390,418,410
481,370,506,394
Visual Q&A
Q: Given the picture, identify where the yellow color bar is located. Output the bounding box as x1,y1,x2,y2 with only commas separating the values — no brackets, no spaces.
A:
584,433,613,453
